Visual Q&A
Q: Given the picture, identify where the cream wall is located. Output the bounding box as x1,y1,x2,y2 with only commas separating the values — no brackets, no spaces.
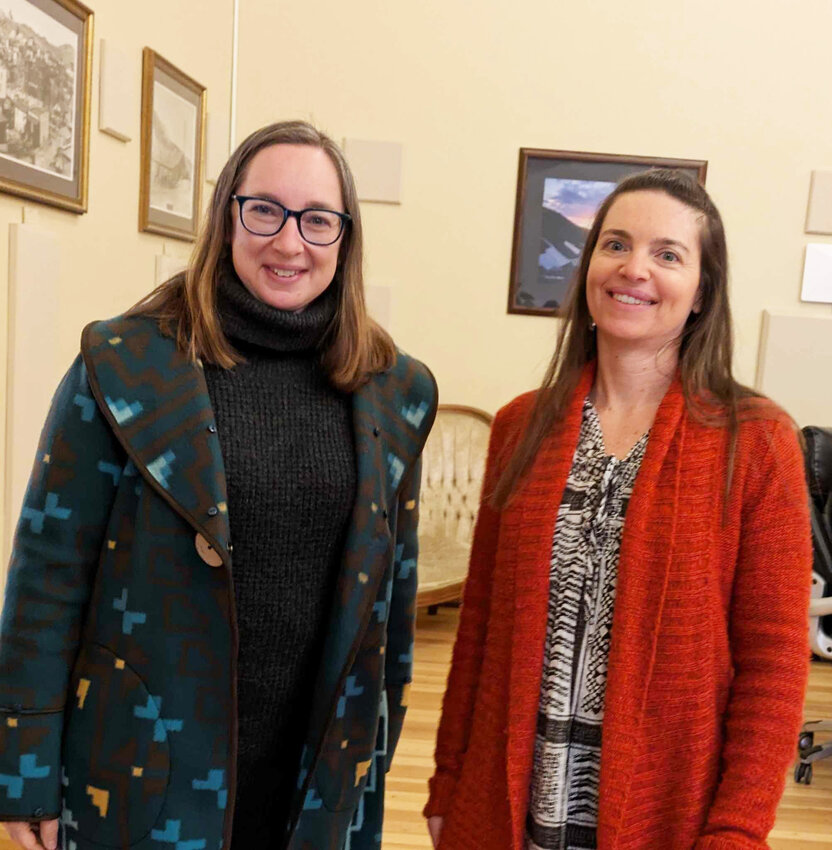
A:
0,0,233,554
237,0,832,416
4,0,832,553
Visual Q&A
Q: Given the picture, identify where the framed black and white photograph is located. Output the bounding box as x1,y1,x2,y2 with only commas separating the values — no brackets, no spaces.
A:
139,47,205,241
0,0,92,213
508,149,708,316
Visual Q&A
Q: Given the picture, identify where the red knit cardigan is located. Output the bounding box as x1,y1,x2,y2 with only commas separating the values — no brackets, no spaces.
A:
424,368,812,850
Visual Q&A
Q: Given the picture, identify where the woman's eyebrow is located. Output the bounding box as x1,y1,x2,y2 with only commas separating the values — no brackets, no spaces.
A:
243,191,339,209
651,237,691,254
601,229,690,253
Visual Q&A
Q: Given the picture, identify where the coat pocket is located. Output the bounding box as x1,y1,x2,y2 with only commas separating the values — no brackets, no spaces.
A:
62,643,171,847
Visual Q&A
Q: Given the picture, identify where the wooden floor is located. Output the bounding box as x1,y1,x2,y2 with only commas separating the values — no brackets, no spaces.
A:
2,607,830,848
382,606,832,850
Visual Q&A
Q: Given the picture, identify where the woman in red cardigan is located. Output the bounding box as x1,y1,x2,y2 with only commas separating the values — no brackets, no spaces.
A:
425,169,812,850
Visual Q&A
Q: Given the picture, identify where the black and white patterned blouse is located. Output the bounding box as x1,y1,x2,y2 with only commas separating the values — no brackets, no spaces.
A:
526,399,649,850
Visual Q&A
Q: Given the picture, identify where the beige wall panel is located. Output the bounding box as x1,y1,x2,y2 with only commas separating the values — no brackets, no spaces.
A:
756,311,832,426
3,224,62,574
238,0,832,415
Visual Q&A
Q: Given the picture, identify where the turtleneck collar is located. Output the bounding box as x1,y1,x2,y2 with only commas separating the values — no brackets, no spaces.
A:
215,260,338,354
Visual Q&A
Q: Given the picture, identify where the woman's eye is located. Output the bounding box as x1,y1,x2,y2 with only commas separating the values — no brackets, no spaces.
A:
660,250,679,262
604,239,625,252
251,203,279,216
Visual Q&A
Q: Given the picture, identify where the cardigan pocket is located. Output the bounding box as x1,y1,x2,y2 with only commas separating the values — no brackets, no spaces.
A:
62,643,171,847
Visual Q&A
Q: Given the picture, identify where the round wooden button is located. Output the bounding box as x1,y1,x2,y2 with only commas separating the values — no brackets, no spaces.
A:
195,533,223,567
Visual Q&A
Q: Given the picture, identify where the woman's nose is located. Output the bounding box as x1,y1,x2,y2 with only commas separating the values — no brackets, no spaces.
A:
271,216,304,253
619,251,650,281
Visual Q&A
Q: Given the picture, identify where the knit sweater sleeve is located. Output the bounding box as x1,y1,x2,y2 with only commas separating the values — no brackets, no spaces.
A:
424,401,519,818
695,417,812,848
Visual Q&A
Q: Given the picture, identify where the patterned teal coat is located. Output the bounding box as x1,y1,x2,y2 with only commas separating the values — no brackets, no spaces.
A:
0,314,437,850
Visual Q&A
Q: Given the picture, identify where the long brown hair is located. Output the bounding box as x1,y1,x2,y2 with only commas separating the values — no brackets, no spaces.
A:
493,168,759,507
130,121,395,392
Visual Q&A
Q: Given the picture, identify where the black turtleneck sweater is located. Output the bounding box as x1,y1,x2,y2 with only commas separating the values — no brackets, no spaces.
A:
203,266,356,846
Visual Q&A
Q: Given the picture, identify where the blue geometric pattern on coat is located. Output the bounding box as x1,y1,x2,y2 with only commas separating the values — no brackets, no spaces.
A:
397,643,413,665
61,799,79,829
105,396,144,425
20,492,71,534
133,695,183,742
112,589,147,635
0,754,50,799
397,554,416,581
401,400,429,427
192,770,227,810
387,453,404,489
345,692,389,850
151,819,207,849
147,450,176,490
395,543,416,582
97,460,122,486
73,393,96,422
337,676,365,719
303,787,324,810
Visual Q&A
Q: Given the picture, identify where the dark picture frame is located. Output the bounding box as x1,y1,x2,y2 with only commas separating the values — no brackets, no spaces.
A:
0,0,93,213
508,149,708,316
139,47,205,241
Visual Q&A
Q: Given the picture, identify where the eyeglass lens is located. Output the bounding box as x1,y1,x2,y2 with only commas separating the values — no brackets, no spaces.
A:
240,198,342,244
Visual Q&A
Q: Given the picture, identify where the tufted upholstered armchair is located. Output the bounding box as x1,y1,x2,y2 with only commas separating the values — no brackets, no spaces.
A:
417,405,494,609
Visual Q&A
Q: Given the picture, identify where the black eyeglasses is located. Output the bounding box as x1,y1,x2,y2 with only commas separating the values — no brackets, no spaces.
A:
232,194,351,246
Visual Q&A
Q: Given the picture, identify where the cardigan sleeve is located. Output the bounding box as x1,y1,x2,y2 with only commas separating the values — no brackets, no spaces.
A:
695,417,812,848
0,356,124,822
423,406,512,818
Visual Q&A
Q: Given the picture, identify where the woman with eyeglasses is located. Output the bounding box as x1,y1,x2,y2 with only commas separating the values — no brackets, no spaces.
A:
0,121,436,850
424,170,811,850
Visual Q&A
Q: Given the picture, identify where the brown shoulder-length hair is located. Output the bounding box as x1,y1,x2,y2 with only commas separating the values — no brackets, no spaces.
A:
130,120,396,392
493,168,760,508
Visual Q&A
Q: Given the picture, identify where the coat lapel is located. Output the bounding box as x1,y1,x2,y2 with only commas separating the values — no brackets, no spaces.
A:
298,355,437,804
306,373,393,748
504,368,687,850
505,366,595,849
596,378,686,846
81,316,231,562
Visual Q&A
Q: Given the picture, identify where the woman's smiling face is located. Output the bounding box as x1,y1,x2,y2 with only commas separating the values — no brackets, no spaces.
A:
230,143,345,312
586,189,703,353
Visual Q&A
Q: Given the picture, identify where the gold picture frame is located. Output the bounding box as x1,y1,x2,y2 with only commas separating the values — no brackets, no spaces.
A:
0,0,93,213
139,47,205,241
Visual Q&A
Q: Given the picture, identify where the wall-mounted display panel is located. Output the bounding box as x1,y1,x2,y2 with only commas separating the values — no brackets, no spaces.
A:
801,243,832,304
343,138,403,204
98,37,135,142
806,170,832,236
756,311,832,427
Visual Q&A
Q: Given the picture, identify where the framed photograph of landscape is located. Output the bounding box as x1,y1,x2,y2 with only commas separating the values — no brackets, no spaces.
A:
139,47,205,240
508,149,708,316
0,0,93,213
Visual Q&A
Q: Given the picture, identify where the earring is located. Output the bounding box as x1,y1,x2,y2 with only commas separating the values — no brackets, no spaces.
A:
589,319,596,331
